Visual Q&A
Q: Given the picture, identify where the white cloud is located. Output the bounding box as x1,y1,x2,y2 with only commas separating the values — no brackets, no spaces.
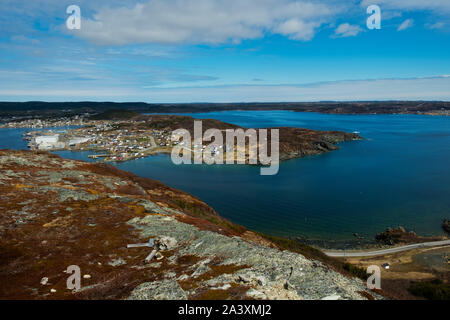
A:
397,19,414,31
72,0,341,45
333,23,363,38
426,22,445,29
274,19,321,41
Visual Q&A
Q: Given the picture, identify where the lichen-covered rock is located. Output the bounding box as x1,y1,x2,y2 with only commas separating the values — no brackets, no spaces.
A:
128,212,378,300
127,280,187,300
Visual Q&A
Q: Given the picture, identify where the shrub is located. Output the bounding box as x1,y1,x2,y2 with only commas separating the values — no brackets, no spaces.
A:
343,263,368,280
408,279,450,300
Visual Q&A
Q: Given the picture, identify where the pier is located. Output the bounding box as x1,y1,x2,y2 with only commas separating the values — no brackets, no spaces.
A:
88,154,109,159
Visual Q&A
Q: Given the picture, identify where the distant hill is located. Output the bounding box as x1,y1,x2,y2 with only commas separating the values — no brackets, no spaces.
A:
1,101,449,119
89,109,140,120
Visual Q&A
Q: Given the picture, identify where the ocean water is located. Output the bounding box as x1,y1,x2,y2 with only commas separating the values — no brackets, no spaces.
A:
1,111,449,241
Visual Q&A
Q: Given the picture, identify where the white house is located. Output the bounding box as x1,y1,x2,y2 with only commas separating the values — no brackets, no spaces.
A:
35,135,61,150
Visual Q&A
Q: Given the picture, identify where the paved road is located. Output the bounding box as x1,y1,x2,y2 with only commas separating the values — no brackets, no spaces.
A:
324,240,450,257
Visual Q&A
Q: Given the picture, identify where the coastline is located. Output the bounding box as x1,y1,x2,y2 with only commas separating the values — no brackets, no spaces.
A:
0,149,383,300
18,114,362,164
294,229,448,252
0,113,448,251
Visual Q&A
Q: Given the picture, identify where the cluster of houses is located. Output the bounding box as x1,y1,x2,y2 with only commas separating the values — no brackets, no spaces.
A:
151,129,172,147
20,117,255,163
26,121,178,162
21,116,263,164
0,115,92,129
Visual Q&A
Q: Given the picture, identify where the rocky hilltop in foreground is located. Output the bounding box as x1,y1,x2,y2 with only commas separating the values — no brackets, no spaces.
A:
0,150,379,300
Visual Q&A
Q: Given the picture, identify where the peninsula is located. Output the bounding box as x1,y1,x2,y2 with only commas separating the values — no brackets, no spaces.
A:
4,112,361,164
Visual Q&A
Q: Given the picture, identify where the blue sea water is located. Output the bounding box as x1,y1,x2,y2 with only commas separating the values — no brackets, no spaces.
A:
1,111,449,241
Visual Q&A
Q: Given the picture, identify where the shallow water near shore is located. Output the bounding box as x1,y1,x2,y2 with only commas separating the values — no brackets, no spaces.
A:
1,111,449,244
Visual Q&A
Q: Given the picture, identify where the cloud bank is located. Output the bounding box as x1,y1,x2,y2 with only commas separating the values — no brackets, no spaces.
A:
74,0,341,45
2,76,449,102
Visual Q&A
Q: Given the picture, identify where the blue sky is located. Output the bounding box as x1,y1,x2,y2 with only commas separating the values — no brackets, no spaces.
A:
0,0,449,102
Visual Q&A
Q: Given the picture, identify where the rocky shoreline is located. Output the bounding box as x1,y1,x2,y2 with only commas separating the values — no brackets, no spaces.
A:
294,225,448,251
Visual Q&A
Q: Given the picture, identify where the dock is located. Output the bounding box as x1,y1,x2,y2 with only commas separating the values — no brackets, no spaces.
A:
88,154,109,159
